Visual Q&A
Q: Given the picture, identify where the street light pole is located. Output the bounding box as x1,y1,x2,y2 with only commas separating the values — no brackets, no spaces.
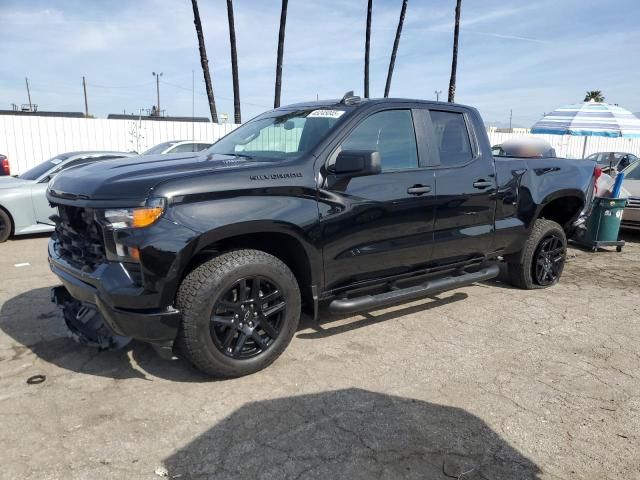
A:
152,72,163,115
434,90,442,102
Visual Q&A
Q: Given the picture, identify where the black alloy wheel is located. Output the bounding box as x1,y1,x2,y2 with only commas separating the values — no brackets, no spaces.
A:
533,233,566,286
210,276,286,359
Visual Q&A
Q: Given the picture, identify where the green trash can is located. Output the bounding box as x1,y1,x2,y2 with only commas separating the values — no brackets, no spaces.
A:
578,197,627,252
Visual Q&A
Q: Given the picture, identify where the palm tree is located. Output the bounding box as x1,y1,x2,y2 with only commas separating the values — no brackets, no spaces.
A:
384,0,408,98
364,0,373,98
447,0,462,103
190,0,218,122
274,0,288,108
584,91,604,102
226,0,241,123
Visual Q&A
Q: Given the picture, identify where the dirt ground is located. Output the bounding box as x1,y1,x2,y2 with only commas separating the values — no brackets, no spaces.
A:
0,232,638,480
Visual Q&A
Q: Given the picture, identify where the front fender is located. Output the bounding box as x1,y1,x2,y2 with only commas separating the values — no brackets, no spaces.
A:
168,193,323,291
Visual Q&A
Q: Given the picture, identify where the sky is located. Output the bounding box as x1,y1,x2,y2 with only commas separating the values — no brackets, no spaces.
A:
1,0,638,127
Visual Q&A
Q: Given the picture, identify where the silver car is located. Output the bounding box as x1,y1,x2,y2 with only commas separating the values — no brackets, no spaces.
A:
0,151,136,242
621,161,640,231
142,140,212,155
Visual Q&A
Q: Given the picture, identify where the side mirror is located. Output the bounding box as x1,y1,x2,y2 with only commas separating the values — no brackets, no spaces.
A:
332,150,381,177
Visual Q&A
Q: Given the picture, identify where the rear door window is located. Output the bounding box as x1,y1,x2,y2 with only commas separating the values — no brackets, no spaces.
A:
429,110,473,167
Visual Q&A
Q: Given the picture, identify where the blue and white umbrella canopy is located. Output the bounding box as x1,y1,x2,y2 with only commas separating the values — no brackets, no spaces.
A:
531,101,640,138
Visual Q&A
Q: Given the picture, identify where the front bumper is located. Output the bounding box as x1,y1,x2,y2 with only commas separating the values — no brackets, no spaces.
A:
49,240,181,344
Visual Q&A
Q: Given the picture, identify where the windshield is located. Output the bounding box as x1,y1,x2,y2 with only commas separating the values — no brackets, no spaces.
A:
208,108,350,160
594,153,625,164
19,154,69,180
143,141,178,155
625,162,640,180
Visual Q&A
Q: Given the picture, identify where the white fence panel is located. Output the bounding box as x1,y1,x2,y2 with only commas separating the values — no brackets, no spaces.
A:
487,131,640,159
0,114,239,174
4,113,640,175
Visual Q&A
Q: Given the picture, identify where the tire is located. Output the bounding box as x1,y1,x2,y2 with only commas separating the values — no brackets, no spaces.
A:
507,219,567,290
176,249,301,378
0,208,12,243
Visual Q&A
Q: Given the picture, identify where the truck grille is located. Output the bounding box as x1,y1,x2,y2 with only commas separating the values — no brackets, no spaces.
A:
627,196,640,209
52,205,106,271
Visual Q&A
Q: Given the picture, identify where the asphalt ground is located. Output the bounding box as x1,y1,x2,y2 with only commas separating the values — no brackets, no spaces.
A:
1,232,639,479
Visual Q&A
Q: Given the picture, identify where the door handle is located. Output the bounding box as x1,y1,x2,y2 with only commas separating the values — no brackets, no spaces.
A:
407,185,432,195
473,180,493,189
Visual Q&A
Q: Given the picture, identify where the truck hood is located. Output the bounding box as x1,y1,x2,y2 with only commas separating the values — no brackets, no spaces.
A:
48,152,273,203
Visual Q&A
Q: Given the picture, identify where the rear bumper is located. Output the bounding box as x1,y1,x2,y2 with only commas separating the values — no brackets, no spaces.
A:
49,240,181,344
622,206,640,230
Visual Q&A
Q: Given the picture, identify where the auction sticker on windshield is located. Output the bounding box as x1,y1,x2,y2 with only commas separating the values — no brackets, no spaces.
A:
308,110,345,119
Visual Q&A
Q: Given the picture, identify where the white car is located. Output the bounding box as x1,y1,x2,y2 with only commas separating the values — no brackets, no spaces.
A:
142,140,212,155
620,161,640,231
0,151,136,242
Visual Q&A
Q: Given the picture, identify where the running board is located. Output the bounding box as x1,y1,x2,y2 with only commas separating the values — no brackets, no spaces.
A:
328,263,500,315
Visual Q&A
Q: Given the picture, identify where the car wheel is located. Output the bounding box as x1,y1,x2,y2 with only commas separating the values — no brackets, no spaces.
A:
0,208,12,243
176,249,301,378
507,219,567,289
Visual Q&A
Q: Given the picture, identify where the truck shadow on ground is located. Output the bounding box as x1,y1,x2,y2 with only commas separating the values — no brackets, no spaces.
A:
0,286,210,382
1,287,467,382
298,292,468,339
162,388,542,479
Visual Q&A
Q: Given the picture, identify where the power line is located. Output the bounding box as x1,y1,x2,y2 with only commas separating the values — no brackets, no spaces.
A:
85,81,155,89
160,79,271,109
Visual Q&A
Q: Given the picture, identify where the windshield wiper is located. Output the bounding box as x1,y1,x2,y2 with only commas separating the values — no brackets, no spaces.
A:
216,152,254,159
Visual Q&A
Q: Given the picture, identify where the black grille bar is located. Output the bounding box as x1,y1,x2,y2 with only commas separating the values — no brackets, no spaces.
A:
52,205,106,271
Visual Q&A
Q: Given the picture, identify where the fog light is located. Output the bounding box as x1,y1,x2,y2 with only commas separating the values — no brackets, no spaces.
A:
115,242,140,262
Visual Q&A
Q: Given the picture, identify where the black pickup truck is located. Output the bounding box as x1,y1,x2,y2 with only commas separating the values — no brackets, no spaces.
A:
47,93,596,377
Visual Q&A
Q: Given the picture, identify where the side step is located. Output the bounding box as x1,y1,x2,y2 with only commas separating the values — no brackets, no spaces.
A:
328,263,500,315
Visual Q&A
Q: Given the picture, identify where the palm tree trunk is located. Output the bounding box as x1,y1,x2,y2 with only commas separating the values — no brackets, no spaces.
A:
384,0,408,98
190,0,218,122
226,0,241,123
364,0,372,98
274,0,288,108
447,0,462,103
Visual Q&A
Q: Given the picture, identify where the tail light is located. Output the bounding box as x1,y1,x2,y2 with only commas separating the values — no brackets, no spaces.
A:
1,157,9,175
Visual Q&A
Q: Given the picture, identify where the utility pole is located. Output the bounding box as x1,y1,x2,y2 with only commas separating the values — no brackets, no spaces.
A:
25,77,33,111
192,70,195,141
509,109,513,132
434,90,442,102
82,76,89,117
152,72,163,116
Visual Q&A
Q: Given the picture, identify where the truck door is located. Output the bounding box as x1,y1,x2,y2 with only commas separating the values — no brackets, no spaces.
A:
428,108,497,265
319,107,437,291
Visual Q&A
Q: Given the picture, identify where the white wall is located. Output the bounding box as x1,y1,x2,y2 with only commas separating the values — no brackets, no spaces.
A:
0,114,239,174
3,113,640,175
487,131,640,159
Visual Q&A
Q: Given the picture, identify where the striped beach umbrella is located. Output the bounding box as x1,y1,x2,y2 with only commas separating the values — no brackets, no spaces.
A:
531,101,640,157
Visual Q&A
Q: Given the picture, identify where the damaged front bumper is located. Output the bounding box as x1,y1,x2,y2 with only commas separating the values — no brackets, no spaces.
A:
49,239,181,353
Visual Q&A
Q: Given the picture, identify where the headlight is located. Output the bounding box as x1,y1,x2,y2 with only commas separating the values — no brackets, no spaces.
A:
100,197,166,229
